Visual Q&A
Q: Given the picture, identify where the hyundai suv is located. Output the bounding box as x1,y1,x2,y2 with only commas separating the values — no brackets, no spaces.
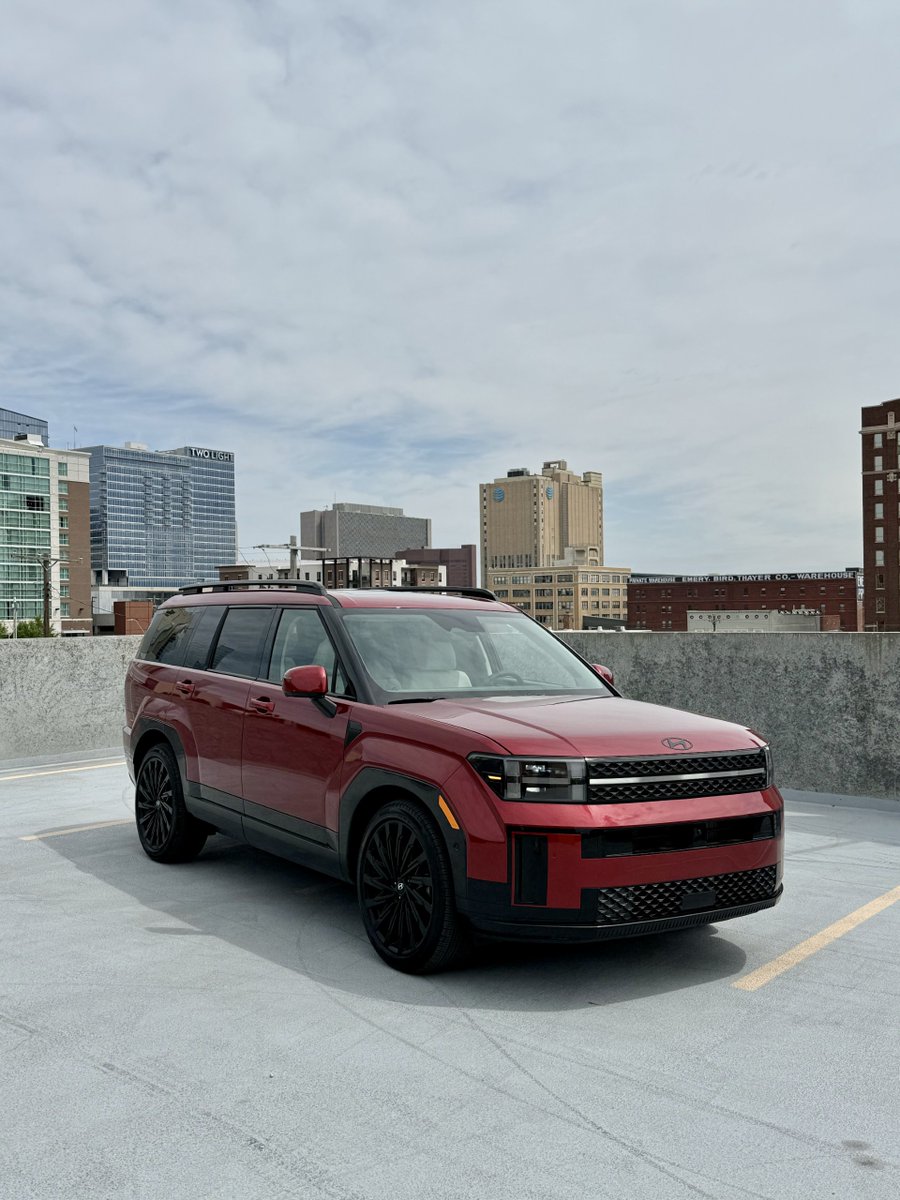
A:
124,582,783,973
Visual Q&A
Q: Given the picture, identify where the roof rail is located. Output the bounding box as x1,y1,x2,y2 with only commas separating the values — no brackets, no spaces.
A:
373,585,498,602
178,579,334,601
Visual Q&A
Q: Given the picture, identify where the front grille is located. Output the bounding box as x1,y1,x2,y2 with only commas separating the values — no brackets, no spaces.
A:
596,865,777,925
587,749,768,804
582,813,777,858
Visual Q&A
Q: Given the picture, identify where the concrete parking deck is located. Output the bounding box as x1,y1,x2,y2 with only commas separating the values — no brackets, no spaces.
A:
1,754,898,1199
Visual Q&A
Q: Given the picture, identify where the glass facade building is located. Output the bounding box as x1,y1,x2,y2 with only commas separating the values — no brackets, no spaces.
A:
84,443,237,589
0,407,49,446
0,447,51,621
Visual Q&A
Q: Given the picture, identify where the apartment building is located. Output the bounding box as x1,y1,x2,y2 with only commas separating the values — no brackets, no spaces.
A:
0,433,91,635
861,398,900,630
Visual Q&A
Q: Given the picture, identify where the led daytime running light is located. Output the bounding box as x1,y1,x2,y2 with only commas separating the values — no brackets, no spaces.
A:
469,754,587,803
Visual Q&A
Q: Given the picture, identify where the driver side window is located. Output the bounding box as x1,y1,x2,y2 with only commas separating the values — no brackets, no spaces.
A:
268,608,352,695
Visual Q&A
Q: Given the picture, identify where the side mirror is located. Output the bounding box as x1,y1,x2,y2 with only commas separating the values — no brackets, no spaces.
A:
593,663,614,686
283,665,328,697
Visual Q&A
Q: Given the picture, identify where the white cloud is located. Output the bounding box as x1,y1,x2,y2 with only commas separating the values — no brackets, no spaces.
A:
2,0,898,571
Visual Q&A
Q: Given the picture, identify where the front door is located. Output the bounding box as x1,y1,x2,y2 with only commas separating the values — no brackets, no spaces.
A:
240,607,350,844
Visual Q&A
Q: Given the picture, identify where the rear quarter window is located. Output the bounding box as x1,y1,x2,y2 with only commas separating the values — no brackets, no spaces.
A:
138,607,203,666
181,605,226,670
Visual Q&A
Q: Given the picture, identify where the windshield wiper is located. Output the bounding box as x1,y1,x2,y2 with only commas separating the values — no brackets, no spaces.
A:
387,697,446,704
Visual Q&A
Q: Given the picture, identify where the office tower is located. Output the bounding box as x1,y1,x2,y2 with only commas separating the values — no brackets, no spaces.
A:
300,502,431,559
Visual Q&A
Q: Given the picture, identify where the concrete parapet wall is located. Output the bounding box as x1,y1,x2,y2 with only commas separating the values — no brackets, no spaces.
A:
0,636,142,761
559,632,900,799
1,632,898,799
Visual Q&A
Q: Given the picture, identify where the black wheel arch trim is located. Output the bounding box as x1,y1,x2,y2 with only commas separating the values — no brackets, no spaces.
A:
130,718,190,786
339,767,468,896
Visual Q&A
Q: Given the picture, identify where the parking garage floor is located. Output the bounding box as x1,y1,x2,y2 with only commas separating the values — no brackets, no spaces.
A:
1,748,898,1199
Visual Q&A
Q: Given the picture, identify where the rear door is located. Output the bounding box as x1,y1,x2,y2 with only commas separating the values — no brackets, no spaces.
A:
188,605,275,805
240,606,351,843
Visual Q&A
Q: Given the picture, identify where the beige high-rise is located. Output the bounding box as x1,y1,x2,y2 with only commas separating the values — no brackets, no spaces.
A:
479,460,603,580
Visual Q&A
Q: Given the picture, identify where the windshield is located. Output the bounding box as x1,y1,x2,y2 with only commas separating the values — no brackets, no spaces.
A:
340,609,612,698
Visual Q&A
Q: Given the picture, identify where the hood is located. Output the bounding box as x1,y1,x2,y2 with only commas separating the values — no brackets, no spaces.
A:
421,694,761,759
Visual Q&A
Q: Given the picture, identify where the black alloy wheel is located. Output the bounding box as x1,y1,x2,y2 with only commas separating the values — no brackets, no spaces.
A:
357,799,468,974
135,744,208,863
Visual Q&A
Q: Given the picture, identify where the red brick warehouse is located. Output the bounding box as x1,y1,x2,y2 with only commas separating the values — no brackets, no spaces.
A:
628,571,861,631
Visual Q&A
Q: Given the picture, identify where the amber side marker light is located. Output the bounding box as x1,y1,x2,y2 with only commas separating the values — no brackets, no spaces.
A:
438,795,460,830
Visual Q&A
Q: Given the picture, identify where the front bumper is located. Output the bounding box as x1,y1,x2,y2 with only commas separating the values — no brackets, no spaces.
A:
459,817,784,943
466,882,783,943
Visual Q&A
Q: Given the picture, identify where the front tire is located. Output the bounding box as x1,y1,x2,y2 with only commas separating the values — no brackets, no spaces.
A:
357,799,469,974
135,744,208,863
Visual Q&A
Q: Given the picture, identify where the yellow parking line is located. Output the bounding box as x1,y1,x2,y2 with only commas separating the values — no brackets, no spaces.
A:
20,818,132,841
734,884,900,992
0,761,124,783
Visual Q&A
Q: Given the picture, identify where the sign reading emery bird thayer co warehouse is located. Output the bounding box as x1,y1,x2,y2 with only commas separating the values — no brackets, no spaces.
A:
631,572,857,583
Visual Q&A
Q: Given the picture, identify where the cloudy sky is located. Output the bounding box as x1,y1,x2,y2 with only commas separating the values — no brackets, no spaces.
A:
2,0,898,572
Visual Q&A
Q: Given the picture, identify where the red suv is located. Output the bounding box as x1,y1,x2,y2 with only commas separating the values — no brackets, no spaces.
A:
124,583,783,973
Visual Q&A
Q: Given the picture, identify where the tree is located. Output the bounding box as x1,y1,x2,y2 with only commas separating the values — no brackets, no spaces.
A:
15,618,54,638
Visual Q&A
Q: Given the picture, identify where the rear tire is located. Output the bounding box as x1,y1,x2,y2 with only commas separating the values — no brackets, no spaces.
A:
357,799,469,974
135,744,208,863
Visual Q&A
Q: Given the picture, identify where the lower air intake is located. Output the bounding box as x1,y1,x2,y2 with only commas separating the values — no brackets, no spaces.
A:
595,866,777,925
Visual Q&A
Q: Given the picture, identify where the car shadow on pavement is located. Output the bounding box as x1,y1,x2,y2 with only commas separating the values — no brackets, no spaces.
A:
46,824,748,1013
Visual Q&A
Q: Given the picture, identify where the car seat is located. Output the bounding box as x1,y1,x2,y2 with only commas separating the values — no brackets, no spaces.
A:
398,640,472,691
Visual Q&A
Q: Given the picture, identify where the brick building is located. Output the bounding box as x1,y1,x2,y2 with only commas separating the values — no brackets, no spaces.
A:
861,398,900,631
395,545,476,589
629,571,861,632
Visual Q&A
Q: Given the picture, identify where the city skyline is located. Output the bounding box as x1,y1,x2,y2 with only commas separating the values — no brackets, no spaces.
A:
3,4,896,571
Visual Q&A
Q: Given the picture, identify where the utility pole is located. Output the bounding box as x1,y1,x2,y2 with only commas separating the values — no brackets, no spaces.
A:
43,556,51,637
11,549,59,636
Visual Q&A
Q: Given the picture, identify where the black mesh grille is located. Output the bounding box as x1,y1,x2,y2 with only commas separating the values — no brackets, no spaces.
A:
582,813,776,858
590,751,764,778
596,866,777,925
587,749,768,804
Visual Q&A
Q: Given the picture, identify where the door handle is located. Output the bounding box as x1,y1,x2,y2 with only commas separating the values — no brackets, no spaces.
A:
174,680,194,697
249,696,275,715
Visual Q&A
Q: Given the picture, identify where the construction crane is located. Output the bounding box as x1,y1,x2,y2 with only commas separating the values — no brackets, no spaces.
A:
253,535,331,575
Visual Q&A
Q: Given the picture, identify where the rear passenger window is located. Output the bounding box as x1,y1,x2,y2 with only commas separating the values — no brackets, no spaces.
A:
210,607,273,678
181,605,225,670
139,607,201,666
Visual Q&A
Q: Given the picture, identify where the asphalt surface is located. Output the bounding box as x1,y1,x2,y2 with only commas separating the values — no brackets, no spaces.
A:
1,748,898,1199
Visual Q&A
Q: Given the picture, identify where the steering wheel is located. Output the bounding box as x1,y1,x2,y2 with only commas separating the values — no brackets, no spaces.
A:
485,671,525,685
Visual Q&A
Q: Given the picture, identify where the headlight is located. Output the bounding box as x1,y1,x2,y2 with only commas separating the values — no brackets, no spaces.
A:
747,729,775,788
468,754,587,802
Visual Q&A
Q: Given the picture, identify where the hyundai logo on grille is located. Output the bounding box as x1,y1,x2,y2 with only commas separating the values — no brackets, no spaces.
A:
661,737,693,751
